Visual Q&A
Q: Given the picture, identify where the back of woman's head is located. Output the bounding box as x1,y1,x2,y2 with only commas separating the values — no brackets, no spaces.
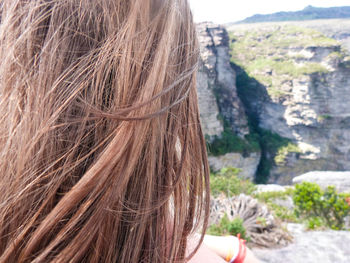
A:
0,0,209,262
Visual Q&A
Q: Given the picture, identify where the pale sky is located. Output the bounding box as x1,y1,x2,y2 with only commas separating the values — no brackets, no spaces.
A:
189,0,350,24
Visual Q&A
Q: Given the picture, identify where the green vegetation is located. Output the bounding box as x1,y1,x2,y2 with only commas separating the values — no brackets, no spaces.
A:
209,168,350,231
274,143,301,165
257,129,301,183
207,119,260,157
209,25,342,183
328,51,345,60
230,26,338,59
252,183,350,229
317,114,332,122
246,58,328,78
293,182,350,230
234,67,302,183
254,188,299,223
260,130,298,158
229,25,338,181
254,187,294,203
306,216,326,230
210,167,256,197
229,25,335,99
207,214,249,240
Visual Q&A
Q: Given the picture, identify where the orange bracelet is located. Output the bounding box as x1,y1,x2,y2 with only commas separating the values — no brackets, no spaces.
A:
225,249,234,262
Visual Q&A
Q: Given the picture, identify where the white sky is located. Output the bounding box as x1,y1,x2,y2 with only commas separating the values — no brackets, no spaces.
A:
189,0,350,24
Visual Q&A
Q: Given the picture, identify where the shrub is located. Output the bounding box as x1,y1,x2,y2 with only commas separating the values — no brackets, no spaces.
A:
254,187,294,203
255,129,300,183
293,182,350,230
207,214,249,240
274,143,301,165
207,119,260,157
254,188,299,223
210,167,256,197
317,114,332,122
306,217,326,230
269,203,299,222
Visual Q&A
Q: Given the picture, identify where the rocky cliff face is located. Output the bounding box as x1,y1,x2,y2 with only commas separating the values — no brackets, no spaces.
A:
196,23,260,179
196,24,223,138
278,19,350,52
197,23,248,137
197,21,350,183
228,23,350,183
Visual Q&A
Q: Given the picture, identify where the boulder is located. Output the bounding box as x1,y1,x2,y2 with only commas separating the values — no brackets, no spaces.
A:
208,152,261,180
252,223,350,263
292,171,350,193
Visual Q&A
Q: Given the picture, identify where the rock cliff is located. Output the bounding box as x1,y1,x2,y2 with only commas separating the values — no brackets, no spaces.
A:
197,23,248,137
228,23,350,183
196,23,260,179
197,21,350,183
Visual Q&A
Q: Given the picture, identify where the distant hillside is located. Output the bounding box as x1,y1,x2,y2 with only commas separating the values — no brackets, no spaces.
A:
237,6,350,24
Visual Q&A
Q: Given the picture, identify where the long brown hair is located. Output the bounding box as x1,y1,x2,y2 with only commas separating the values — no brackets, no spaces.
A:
0,0,210,262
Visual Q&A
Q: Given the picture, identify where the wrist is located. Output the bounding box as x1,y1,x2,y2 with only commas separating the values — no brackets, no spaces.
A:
225,234,247,263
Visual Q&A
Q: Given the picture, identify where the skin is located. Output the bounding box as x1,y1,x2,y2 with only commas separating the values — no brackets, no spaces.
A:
188,243,227,263
188,235,261,263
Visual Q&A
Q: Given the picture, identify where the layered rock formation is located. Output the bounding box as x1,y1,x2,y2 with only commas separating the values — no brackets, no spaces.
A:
197,21,350,183
196,23,248,137
228,23,350,183
196,23,260,178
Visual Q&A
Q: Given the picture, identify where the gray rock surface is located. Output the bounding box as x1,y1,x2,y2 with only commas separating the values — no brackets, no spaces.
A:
197,23,249,138
196,23,260,174
208,152,261,179
252,223,350,263
266,49,350,183
255,184,287,193
293,171,350,193
227,22,350,184
196,24,223,138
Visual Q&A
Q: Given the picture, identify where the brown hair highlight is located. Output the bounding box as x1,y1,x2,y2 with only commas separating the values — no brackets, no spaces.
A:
0,0,209,262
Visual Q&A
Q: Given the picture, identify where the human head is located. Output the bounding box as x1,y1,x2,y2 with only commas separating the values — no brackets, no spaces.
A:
0,0,209,262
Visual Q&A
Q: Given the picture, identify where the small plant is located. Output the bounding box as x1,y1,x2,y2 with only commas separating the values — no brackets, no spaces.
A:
293,182,350,230
274,143,301,165
254,188,299,223
306,216,326,230
210,167,256,197
255,129,299,183
207,119,260,156
317,114,332,122
254,187,294,203
207,214,249,241
270,203,299,222
256,216,267,227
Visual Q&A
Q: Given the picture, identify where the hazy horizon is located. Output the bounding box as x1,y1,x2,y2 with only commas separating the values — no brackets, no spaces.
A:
189,0,350,24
